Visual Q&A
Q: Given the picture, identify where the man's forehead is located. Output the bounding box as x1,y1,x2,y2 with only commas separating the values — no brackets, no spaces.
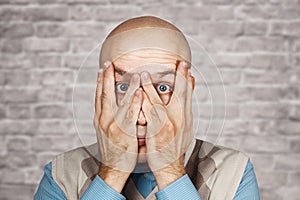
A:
112,49,179,72
114,65,175,77
111,49,179,81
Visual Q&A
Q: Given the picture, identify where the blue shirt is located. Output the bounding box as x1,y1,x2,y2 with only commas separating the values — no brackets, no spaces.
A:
34,160,260,199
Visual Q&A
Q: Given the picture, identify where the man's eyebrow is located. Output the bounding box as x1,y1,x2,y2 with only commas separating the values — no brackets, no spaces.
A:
157,70,175,78
114,67,127,76
114,66,175,77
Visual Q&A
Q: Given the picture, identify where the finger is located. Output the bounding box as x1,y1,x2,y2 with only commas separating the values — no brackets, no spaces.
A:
127,88,143,124
95,69,104,122
177,71,194,148
119,74,141,106
101,61,117,115
185,73,194,128
167,61,189,113
115,73,140,126
172,61,189,101
117,88,143,126
140,71,163,105
141,91,153,123
142,91,167,137
186,72,193,114
113,88,142,138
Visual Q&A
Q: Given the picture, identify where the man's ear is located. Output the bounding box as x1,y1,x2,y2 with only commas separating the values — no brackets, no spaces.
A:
190,74,195,91
191,76,195,91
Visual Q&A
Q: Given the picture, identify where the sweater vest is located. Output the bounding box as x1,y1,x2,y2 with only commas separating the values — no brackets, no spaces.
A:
52,139,249,200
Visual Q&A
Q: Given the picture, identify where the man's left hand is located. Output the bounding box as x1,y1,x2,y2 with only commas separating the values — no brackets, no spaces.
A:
141,61,194,189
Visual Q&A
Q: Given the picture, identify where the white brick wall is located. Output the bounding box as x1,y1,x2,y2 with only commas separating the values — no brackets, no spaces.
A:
0,0,300,199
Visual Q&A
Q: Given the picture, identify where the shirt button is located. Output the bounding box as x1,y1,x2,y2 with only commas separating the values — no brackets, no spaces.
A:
144,173,148,178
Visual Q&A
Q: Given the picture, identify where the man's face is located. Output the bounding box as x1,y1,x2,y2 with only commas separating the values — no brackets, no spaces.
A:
112,49,179,163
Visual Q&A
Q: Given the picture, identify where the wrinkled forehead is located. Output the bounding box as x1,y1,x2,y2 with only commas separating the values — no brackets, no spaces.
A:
99,27,191,69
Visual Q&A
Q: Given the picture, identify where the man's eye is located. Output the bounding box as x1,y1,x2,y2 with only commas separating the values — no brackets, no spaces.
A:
156,83,173,94
116,83,129,93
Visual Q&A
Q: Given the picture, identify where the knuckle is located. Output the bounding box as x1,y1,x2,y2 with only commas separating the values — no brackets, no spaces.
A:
126,109,135,121
99,116,108,130
108,122,119,134
166,121,174,133
121,96,131,106
101,91,109,101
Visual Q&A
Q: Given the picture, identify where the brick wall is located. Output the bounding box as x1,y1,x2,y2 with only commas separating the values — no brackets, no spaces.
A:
0,0,300,199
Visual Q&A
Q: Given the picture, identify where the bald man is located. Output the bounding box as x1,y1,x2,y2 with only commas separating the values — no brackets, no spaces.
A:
34,16,260,200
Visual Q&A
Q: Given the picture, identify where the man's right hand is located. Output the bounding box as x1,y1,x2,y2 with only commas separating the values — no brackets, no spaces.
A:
93,61,142,193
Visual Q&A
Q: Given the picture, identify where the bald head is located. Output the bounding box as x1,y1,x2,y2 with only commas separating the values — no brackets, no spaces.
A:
99,16,191,68
107,16,181,38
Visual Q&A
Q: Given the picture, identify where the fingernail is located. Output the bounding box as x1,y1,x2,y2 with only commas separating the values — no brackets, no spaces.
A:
98,68,103,74
103,61,111,69
182,61,189,69
141,72,150,81
132,74,139,83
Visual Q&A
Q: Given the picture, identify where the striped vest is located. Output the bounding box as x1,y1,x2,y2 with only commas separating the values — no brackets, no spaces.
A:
52,139,249,200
